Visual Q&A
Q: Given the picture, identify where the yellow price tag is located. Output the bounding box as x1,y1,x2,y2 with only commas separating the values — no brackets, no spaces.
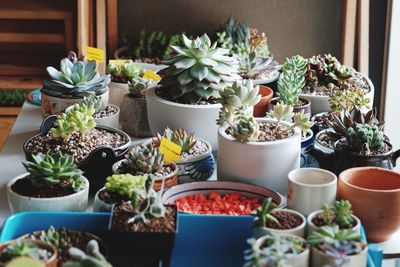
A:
143,69,161,82
109,59,131,66
159,137,181,163
86,47,104,63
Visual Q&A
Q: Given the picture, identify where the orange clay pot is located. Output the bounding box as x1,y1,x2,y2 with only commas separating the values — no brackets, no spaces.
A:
253,85,274,117
337,167,400,242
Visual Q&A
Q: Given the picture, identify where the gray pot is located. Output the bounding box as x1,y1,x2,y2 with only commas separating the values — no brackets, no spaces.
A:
120,95,152,137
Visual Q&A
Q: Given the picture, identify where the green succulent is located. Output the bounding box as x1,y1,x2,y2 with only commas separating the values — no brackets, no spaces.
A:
134,30,168,60
277,55,307,107
107,60,143,82
104,174,147,199
163,34,186,59
22,152,84,191
236,52,275,79
0,90,28,107
159,34,240,104
156,128,197,153
126,144,164,174
249,27,270,58
346,123,384,154
253,198,279,227
0,241,41,264
321,204,335,226
306,54,352,86
329,88,370,113
307,225,361,245
80,94,106,112
230,114,260,142
271,102,312,137
50,113,76,141
290,111,313,132
216,18,250,56
128,77,155,98
43,55,110,97
63,240,112,267
321,200,354,229
272,101,294,123
29,227,71,255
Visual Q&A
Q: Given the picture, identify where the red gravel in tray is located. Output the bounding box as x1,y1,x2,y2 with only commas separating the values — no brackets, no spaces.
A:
171,192,262,215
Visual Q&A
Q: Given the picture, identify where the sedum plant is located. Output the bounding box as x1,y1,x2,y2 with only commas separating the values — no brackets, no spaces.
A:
159,34,240,104
64,240,112,267
306,54,352,86
107,60,143,83
346,123,384,155
126,144,164,174
252,198,279,227
155,128,197,153
43,52,110,98
128,77,155,98
320,200,354,229
329,88,370,113
22,152,84,191
104,174,147,200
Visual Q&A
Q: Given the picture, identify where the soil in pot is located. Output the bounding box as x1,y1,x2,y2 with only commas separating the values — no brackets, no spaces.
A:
93,104,119,119
316,131,335,149
265,211,303,230
335,139,391,157
11,175,75,198
226,121,294,142
313,112,334,129
155,88,220,105
311,212,357,229
117,161,176,180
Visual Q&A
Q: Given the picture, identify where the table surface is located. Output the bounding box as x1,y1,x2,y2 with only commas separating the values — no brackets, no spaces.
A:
0,102,399,264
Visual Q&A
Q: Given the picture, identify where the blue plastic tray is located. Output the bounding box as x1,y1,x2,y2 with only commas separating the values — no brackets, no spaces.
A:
0,211,253,267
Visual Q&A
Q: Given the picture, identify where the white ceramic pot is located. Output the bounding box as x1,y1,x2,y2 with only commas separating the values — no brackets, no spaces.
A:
146,86,221,151
94,104,120,129
287,168,337,216
7,173,89,213
311,244,367,267
217,118,301,195
109,81,129,107
306,210,362,237
253,209,306,238
41,90,109,118
300,72,374,115
93,187,114,212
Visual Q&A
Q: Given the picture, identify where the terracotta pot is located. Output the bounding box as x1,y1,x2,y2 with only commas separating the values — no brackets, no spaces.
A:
0,240,58,267
337,167,400,242
253,85,274,117
267,97,312,116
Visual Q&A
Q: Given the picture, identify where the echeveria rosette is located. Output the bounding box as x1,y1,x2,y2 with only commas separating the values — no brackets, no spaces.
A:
159,34,241,104
43,58,111,98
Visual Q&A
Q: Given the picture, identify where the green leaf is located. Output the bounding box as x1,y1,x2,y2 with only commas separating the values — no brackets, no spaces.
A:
190,64,208,81
174,58,196,69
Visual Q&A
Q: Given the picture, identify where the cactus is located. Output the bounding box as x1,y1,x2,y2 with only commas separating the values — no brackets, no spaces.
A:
43,53,110,98
253,198,279,227
346,123,384,154
126,144,164,174
104,174,147,199
128,77,155,98
63,240,112,267
155,128,197,153
22,152,84,191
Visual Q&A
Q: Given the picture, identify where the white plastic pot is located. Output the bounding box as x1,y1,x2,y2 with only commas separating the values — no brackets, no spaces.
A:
109,81,129,108
146,86,221,151
7,173,89,213
311,244,367,267
217,118,301,195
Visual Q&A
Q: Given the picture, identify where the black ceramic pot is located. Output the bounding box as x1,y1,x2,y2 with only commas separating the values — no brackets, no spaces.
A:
304,129,337,172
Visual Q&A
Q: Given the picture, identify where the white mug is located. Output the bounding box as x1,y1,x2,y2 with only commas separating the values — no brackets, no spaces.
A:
287,168,337,216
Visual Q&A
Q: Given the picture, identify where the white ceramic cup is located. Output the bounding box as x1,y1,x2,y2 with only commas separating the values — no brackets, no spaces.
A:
287,168,337,216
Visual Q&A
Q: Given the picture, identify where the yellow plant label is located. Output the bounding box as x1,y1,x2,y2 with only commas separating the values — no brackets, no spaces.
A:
143,69,161,82
86,47,104,63
159,137,181,163
109,59,130,66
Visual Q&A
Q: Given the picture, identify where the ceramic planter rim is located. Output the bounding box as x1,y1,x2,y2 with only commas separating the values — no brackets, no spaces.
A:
254,233,309,256
315,129,335,147
269,96,311,109
288,168,337,188
301,129,314,143
307,209,361,230
257,208,306,234
66,103,120,118
339,166,400,193
218,118,301,146
334,139,394,158
7,173,89,201
41,87,109,99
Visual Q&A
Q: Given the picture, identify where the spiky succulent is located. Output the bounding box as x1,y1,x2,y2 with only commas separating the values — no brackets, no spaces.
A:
159,34,240,104
128,77,155,98
277,55,307,107
230,114,260,142
126,144,164,174
155,128,197,153
64,240,112,267
0,241,43,263
329,88,370,113
306,54,352,86
307,225,362,245
107,60,143,83
22,152,84,191
346,123,384,154
43,54,110,97
236,52,276,79
253,198,279,227
104,174,147,200
321,200,354,229
80,94,106,113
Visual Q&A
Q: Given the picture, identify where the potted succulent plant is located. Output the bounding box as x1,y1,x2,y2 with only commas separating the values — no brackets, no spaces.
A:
120,77,155,137
7,152,89,213
146,34,241,151
244,234,310,267
63,239,111,267
307,225,368,267
41,51,110,117
107,60,144,107
112,144,178,191
300,54,374,115
0,240,58,267
108,177,178,266
93,174,147,212
267,55,311,115
307,200,361,236
253,198,306,238
146,127,215,182
217,79,311,195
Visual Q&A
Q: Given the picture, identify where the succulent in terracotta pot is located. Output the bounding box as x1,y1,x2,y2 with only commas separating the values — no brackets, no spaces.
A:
63,239,112,267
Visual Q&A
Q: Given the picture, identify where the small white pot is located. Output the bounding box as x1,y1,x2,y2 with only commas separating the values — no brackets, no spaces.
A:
311,244,367,267
146,86,221,151
306,210,362,237
217,118,301,195
93,187,114,212
41,90,109,118
109,81,129,107
94,104,120,129
253,209,306,238
7,173,89,213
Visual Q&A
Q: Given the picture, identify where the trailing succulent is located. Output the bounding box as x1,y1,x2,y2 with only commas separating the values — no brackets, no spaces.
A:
64,240,112,267
0,241,44,264
126,144,165,174
107,60,143,83
328,88,370,113
128,77,155,98
43,51,110,98
158,34,240,104
252,198,279,227
320,200,354,229
22,152,84,191
155,128,197,154
346,123,384,155
104,174,147,200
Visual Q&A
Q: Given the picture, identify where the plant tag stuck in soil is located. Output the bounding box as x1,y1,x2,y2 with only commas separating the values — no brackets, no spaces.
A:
86,46,104,63
160,137,181,163
143,69,161,82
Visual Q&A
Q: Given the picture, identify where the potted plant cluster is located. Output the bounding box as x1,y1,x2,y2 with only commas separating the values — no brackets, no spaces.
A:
146,33,241,151
7,152,89,213
112,144,178,191
253,198,306,238
120,76,155,137
217,79,311,195
41,51,110,117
